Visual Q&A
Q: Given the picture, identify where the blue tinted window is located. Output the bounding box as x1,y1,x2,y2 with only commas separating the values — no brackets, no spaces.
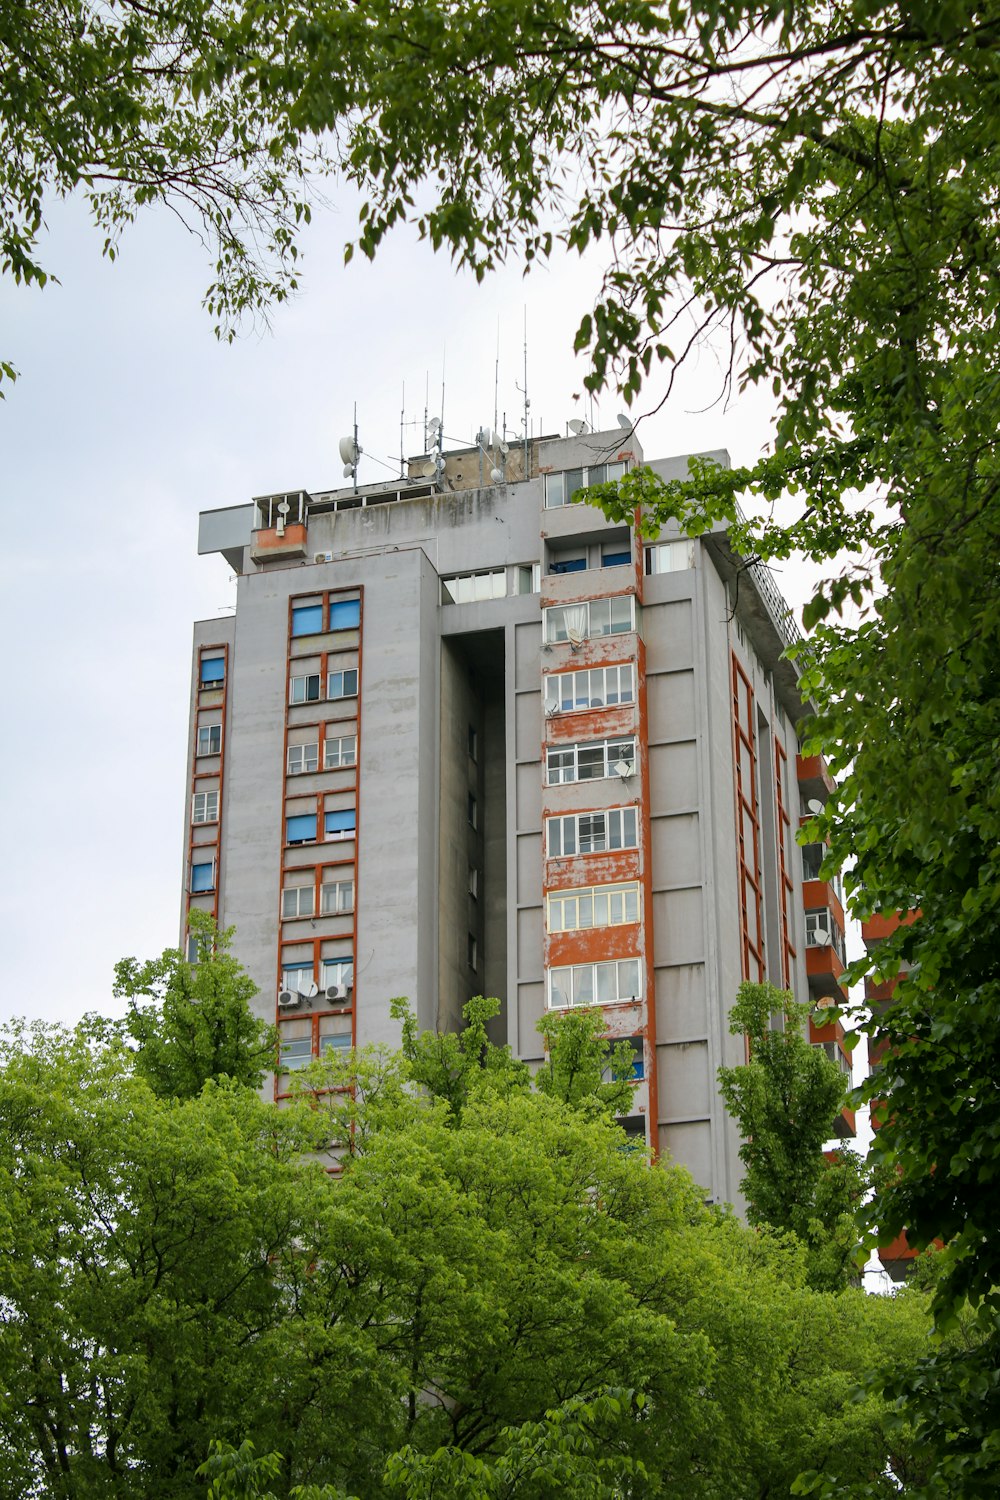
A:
286,814,318,844
325,809,357,837
191,862,214,892
329,599,361,631
291,604,323,636
602,551,631,568
550,558,586,575
200,656,225,684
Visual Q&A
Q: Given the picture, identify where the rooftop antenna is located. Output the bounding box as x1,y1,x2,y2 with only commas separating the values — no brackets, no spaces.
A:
516,306,530,479
399,382,406,479
493,320,500,443
338,404,362,493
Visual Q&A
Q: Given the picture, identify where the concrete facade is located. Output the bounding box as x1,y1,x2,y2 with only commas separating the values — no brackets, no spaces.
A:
183,427,850,1209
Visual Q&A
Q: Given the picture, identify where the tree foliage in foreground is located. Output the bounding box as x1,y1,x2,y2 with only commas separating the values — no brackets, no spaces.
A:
0,0,325,381
718,982,869,1293
0,942,933,1498
269,6,1000,1484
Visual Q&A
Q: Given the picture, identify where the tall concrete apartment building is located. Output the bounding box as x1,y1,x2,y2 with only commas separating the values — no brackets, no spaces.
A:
183,425,852,1207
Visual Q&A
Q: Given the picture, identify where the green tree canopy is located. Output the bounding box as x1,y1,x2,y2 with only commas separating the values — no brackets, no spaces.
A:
0,0,327,386
114,915,276,1097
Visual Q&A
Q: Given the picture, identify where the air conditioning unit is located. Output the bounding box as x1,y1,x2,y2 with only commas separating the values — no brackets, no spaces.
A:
326,983,348,1001
314,551,334,564
277,989,300,1009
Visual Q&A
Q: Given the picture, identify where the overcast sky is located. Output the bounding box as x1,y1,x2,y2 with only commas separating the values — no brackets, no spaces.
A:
1,184,801,1030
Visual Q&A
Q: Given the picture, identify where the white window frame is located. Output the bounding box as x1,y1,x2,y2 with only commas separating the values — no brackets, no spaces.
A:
547,882,641,933
546,736,637,786
192,790,219,824
197,724,221,756
321,956,354,991
290,673,321,704
282,885,315,919
279,1035,314,1071
546,807,639,858
321,879,354,915
546,957,642,1009
544,461,627,509
543,664,635,716
645,539,695,574
327,668,359,701
288,742,319,775
324,734,357,770
441,569,508,604
544,595,634,644
805,908,845,962
281,963,315,996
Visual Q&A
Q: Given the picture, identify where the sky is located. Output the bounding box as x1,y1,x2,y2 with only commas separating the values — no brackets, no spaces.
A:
1,183,804,1031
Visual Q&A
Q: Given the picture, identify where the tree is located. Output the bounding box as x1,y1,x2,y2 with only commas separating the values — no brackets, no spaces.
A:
0,966,934,1498
535,1006,640,1121
390,993,529,1121
0,1018,329,1498
718,982,869,1292
0,0,326,386
114,914,276,1097
279,7,1000,1478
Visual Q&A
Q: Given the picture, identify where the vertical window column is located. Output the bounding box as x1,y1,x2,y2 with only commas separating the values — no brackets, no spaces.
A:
732,656,765,982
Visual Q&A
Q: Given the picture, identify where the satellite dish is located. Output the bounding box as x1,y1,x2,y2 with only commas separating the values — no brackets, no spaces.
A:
490,467,504,484
807,798,825,815
428,417,441,433
305,980,319,999
812,928,831,947
499,442,509,455
613,759,634,780
477,425,493,447
414,459,438,479
339,435,360,466
617,414,632,430
342,464,355,479
276,499,290,516
434,454,446,472
568,418,588,435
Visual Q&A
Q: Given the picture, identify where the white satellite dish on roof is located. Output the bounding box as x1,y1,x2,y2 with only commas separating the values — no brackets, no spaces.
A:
339,435,360,466
617,413,632,430
568,418,588,435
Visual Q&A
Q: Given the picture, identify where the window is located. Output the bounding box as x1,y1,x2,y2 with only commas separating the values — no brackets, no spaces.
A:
291,673,321,704
200,656,225,685
544,596,634,644
282,962,314,995
544,461,626,508
805,909,845,962
802,843,825,882
546,808,638,857
468,725,478,760
279,1036,314,1071
549,554,586,575
321,956,354,991
329,598,361,631
625,1036,645,1080
441,569,507,604
468,934,478,970
468,867,479,899
602,549,631,568
190,861,214,893
320,1031,352,1057
288,743,319,775
548,882,640,932
546,736,636,785
325,808,356,840
282,885,315,918
287,813,318,845
544,664,635,715
547,958,642,1008
517,563,541,595
324,734,357,769
327,669,358,700
186,932,201,963
291,603,323,636
468,792,478,829
645,540,695,573
321,879,354,915
197,724,221,756
192,790,219,823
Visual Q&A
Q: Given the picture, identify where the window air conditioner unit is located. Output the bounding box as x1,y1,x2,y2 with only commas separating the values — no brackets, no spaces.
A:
277,989,300,1009
314,551,334,564
326,983,348,1001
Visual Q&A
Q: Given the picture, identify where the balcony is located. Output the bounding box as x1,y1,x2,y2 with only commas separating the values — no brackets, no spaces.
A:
250,523,308,562
796,752,836,807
